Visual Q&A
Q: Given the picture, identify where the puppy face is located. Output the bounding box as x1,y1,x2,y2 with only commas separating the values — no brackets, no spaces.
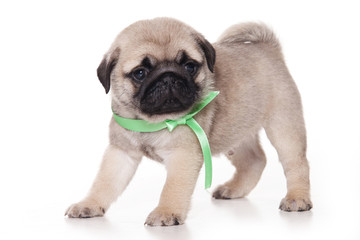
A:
97,18,215,121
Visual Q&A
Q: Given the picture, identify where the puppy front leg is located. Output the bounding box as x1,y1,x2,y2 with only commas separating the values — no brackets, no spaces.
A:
145,146,203,226
66,145,141,218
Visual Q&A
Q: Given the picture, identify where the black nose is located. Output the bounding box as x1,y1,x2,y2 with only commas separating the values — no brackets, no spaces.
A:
136,65,182,99
161,74,177,89
142,72,188,104
160,73,187,93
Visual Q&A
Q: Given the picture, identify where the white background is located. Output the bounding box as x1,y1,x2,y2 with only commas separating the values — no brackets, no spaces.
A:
1,0,359,239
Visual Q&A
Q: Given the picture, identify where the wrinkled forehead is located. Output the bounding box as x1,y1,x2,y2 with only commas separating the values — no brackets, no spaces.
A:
119,40,203,73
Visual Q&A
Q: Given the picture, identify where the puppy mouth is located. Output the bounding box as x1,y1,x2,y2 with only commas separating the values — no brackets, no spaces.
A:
139,72,198,115
154,98,184,114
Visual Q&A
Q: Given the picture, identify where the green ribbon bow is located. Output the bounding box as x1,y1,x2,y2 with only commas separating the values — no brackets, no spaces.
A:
112,91,219,189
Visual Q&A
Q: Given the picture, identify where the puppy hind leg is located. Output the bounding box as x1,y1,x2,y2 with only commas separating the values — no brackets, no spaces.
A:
213,135,266,199
264,113,313,212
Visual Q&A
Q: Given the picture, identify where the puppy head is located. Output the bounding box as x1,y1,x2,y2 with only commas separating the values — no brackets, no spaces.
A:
97,18,215,122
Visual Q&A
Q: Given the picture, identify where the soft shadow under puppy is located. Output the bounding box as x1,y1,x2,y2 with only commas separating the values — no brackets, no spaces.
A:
279,209,313,227
145,224,192,240
211,198,261,219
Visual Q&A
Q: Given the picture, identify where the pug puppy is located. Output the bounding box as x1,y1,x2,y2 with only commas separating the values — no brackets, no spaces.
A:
65,17,312,226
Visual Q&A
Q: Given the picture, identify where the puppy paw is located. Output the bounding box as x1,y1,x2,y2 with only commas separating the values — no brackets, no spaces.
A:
279,197,313,212
65,200,105,218
212,183,246,199
145,207,185,226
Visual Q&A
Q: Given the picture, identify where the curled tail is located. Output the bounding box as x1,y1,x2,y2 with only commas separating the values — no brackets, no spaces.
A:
217,22,281,49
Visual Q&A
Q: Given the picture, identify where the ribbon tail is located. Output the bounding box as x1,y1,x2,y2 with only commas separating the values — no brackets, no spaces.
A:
186,118,212,189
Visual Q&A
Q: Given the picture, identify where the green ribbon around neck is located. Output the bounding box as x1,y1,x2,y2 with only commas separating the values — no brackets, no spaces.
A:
112,91,219,189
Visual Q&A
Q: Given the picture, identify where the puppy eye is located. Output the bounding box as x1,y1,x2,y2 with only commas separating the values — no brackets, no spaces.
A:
184,62,197,75
132,68,147,81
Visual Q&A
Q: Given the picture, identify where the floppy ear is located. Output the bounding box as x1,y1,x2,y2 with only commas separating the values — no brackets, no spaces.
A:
195,36,216,73
97,48,120,94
